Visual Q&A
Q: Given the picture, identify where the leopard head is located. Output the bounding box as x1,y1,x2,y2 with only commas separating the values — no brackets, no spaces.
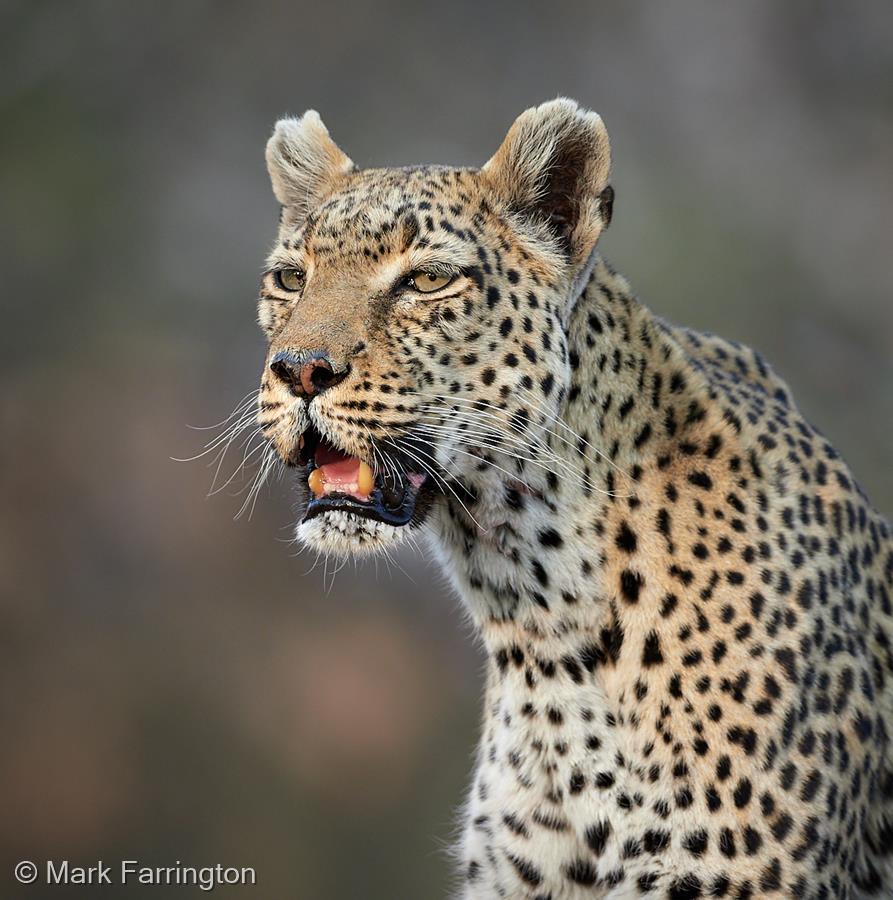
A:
256,99,613,557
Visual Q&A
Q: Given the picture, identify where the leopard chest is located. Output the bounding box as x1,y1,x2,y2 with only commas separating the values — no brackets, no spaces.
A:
463,630,656,897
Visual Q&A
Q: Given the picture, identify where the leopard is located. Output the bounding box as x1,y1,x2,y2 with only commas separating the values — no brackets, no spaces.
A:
251,99,893,899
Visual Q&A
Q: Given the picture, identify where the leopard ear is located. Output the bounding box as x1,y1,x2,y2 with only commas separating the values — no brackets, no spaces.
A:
483,99,612,266
265,111,354,224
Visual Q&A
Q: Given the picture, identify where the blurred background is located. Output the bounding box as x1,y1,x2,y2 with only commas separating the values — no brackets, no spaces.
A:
1,1,891,897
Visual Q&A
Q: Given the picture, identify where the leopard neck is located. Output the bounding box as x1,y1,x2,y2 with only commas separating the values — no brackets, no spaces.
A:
558,256,716,480
432,255,722,635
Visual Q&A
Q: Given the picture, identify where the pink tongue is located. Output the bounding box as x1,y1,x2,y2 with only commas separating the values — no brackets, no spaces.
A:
320,456,361,488
314,443,367,498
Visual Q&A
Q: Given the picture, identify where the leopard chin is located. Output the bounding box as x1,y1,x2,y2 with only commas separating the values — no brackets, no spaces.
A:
296,509,412,558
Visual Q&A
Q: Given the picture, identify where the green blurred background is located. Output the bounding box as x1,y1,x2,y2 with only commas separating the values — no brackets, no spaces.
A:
1,1,891,897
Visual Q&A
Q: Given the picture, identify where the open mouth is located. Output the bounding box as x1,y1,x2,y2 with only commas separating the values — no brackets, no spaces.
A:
297,424,429,527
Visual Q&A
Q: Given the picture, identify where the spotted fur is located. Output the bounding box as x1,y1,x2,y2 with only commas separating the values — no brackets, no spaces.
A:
253,100,893,899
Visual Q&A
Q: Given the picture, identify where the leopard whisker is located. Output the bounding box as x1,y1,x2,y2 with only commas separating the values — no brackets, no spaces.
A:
208,428,268,497
412,405,611,495
382,436,490,534
235,444,279,520
409,391,632,496
514,384,634,483
172,405,258,463
413,418,600,494
185,390,259,432
409,427,541,497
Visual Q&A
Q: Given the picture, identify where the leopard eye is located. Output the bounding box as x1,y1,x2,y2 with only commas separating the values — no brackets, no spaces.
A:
409,271,453,293
275,268,305,292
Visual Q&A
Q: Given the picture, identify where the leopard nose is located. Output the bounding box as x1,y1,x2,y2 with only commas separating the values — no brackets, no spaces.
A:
269,351,348,397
